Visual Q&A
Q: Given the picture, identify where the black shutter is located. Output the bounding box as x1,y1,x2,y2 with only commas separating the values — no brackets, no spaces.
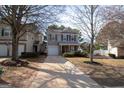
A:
1,28,4,36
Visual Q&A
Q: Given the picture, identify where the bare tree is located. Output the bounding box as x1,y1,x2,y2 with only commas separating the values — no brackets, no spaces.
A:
98,5,124,46
101,5,124,21
0,5,64,61
70,5,104,62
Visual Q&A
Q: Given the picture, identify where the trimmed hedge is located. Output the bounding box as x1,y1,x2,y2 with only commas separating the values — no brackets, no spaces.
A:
63,52,75,57
21,52,39,58
63,51,88,57
108,53,116,58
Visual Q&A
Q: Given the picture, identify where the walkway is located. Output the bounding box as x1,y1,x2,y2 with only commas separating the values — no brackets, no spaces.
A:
29,56,101,88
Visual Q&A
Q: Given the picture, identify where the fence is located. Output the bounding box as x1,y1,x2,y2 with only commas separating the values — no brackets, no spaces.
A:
94,49,109,56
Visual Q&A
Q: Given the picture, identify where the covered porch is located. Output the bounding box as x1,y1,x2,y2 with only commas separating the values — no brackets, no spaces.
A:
59,42,79,55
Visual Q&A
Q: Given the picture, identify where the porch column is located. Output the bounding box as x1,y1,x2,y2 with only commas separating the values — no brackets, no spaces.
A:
68,45,70,52
60,45,62,55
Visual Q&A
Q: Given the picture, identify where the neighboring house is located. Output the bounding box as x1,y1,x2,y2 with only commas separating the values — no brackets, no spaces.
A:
107,40,124,57
0,22,44,57
95,21,124,57
47,27,79,56
95,40,124,57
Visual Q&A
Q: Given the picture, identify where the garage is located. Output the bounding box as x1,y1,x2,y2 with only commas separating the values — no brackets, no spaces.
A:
18,45,25,56
0,44,25,57
48,45,59,56
0,44,8,56
9,44,25,56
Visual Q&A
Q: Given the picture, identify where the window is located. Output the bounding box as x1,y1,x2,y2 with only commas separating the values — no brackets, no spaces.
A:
71,35,74,41
0,28,5,36
5,27,11,36
61,34,63,41
55,34,57,41
0,27,11,36
66,35,69,41
74,35,77,41
49,34,52,40
69,35,71,41
4,30,10,36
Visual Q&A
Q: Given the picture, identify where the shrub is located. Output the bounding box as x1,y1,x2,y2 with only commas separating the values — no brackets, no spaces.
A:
108,53,116,58
94,53,101,56
0,67,4,75
63,52,75,57
74,51,87,57
0,59,29,67
82,51,88,57
74,51,80,56
40,52,47,55
21,52,39,58
63,51,88,57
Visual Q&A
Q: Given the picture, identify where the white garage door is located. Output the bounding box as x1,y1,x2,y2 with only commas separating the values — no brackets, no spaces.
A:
9,44,25,56
0,45,7,56
48,45,59,56
18,45,25,56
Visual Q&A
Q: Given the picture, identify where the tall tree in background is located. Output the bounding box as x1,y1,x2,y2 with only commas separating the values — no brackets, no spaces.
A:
101,5,124,33
71,5,104,62
102,5,124,21
0,5,64,61
94,6,124,48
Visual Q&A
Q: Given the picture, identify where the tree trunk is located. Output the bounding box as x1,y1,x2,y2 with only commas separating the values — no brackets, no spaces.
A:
11,34,18,61
90,5,94,63
90,37,94,62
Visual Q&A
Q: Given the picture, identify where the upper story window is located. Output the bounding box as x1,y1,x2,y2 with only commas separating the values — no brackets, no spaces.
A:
49,34,52,40
69,35,71,41
71,35,74,41
49,33,58,41
0,28,4,36
61,34,63,41
55,34,57,41
0,27,11,37
74,35,77,41
66,35,69,41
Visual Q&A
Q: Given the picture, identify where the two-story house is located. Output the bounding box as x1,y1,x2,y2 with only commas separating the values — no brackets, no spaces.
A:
47,27,79,56
0,22,44,57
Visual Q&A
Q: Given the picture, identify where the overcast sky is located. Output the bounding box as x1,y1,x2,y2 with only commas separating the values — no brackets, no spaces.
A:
57,6,78,28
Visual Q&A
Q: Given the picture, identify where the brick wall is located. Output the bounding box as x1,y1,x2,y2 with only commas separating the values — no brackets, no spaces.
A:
118,47,124,57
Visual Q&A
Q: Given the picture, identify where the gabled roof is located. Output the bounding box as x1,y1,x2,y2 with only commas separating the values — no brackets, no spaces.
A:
48,27,79,34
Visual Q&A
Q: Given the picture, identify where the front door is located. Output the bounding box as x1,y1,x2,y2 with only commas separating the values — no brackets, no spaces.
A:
34,46,38,53
62,46,69,53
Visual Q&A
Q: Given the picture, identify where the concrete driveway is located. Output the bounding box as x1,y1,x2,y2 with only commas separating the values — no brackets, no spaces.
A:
29,56,101,88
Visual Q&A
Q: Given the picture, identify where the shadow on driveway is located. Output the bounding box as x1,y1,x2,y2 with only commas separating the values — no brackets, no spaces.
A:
25,56,101,88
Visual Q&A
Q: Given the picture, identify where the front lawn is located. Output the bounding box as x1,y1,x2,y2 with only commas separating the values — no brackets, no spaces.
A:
0,55,46,87
66,57,124,87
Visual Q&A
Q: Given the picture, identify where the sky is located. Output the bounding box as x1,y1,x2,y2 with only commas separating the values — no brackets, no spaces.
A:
57,6,78,29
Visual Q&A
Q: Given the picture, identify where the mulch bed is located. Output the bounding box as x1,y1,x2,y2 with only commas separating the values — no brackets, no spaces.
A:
0,56,46,88
84,61,103,66
93,55,112,59
0,59,29,67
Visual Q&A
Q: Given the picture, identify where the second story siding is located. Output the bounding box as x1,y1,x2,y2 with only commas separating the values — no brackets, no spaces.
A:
47,29,79,45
